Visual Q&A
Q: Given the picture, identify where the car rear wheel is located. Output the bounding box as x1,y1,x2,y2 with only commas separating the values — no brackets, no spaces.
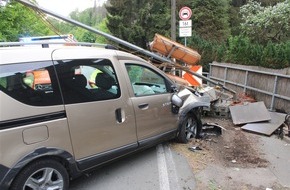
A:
10,159,69,190
177,113,201,143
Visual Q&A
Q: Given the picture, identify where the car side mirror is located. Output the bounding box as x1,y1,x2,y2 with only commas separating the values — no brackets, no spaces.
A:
171,94,183,108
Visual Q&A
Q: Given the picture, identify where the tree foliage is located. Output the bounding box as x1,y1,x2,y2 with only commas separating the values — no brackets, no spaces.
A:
45,5,108,43
189,0,231,42
240,0,290,44
229,0,247,36
95,18,111,44
188,33,289,70
0,1,51,41
106,0,171,49
0,0,289,69
70,6,106,27
224,35,290,68
187,0,289,69
66,6,108,43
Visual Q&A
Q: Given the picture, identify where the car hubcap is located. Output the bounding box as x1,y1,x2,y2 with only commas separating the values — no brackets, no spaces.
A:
23,167,64,190
185,117,197,140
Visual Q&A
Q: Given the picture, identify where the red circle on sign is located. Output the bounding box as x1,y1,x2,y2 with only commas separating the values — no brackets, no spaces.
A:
179,7,192,20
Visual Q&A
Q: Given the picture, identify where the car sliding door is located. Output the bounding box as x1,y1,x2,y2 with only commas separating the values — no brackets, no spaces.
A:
53,55,137,168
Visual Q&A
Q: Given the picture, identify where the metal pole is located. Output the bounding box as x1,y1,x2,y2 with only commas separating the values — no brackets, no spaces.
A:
171,0,176,41
16,0,236,94
171,0,176,77
16,0,166,63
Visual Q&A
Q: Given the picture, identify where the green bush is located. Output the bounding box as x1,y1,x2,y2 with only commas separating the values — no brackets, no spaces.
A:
187,34,290,70
225,36,263,66
261,41,290,68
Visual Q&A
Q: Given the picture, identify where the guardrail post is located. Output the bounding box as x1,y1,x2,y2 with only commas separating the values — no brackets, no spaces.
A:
270,76,278,111
224,67,228,86
244,70,249,93
209,64,212,86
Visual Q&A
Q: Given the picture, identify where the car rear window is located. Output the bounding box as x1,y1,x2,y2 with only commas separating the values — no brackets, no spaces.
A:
0,61,63,106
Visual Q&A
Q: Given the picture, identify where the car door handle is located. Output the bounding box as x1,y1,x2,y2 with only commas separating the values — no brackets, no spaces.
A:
138,103,149,110
115,108,125,123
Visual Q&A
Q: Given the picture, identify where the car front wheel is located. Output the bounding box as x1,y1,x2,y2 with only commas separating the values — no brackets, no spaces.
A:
177,112,202,143
10,159,69,190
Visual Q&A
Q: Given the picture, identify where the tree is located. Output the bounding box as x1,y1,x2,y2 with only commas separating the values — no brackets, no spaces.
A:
106,0,171,49
70,8,94,26
190,0,231,42
0,1,51,41
257,0,285,6
229,0,247,36
46,17,75,34
44,4,108,43
95,18,111,44
240,0,290,44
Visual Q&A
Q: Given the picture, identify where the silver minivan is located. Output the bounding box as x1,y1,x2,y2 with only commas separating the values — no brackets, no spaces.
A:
0,44,209,190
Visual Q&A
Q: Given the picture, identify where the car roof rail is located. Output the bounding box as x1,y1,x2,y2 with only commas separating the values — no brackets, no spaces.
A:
0,41,118,49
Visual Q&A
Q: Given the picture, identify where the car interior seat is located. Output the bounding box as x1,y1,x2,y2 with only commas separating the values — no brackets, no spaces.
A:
94,72,115,100
71,74,94,101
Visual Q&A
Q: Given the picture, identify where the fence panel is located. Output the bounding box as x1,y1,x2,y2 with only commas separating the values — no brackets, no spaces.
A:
209,62,290,113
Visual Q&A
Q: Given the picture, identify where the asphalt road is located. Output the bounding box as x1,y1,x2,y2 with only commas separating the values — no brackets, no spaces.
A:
69,143,195,190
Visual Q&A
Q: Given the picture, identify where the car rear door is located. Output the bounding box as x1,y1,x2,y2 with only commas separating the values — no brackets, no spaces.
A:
52,49,138,169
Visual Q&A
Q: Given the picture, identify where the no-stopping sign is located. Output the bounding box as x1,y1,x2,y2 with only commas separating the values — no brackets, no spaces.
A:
179,6,192,20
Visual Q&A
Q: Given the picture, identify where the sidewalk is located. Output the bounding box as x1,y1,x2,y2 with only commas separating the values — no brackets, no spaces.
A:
259,134,290,188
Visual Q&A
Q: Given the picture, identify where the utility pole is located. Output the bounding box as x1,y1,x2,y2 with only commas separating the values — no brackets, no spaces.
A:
171,0,176,41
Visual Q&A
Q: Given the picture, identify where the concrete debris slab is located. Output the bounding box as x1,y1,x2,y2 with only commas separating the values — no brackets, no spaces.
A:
229,101,271,125
241,112,286,136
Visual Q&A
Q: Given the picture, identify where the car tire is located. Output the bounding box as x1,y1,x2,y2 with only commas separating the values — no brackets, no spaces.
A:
177,112,202,143
10,159,69,190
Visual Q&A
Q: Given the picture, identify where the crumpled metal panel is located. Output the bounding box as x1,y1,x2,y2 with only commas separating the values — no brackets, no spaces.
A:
229,102,271,125
241,112,286,136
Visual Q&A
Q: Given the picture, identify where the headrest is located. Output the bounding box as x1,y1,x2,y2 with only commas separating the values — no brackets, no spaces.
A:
95,73,113,90
72,75,87,88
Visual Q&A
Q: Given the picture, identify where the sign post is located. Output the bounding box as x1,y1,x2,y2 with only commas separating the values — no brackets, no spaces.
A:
178,6,192,46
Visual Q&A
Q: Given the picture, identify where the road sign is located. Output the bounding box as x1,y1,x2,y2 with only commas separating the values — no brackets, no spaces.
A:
179,7,192,20
179,20,192,28
179,27,192,37
179,20,192,37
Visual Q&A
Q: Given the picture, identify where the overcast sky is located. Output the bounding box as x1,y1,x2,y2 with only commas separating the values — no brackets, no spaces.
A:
36,0,106,16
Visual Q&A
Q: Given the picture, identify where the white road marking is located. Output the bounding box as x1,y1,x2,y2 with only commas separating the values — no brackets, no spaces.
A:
156,144,170,190
164,144,181,190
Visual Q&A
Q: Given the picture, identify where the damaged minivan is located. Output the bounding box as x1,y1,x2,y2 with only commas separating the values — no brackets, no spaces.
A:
0,44,209,190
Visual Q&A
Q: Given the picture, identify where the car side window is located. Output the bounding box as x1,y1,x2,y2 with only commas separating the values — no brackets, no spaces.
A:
54,59,120,104
0,61,62,106
125,64,170,96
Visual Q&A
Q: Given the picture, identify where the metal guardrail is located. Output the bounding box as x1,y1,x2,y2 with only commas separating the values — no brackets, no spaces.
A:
209,63,290,111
